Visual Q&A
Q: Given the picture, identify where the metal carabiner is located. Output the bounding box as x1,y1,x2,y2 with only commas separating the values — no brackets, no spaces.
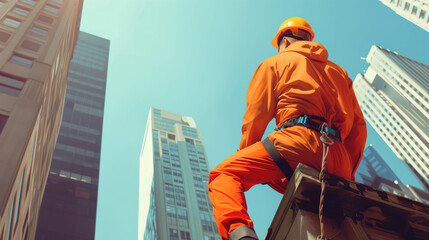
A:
319,123,334,146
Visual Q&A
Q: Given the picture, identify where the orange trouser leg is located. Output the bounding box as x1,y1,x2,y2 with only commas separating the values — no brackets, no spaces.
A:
208,141,286,240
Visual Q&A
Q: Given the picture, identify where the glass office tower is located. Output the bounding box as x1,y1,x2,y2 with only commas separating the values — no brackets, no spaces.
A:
355,145,402,186
35,31,109,240
353,45,429,190
139,108,220,240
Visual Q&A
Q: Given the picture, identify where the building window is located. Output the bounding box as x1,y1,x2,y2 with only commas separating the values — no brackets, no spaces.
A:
177,209,189,228
38,14,54,24
419,9,426,19
397,0,402,6
30,26,48,37
163,167,173,182
174,185,186,207
196,190,210,212
0,73,25,96
9,55,33,68
200,213,217,232
21,40,41,52
172,169,183,184
411,6,418,15
59,170,71,178
180,231,191,240
183,127,198,138
193,174,207,189
404,2,410,10
204,235,221,240
169,228,179,240
12,7,30,16
21,0,36,6
44,4,59,14
0,114,8,135
3,17,21,28
0,31,11,42
168,133,175,141
165,183,175,205
51,0,63,3
166,206,177,226
81,175,92,183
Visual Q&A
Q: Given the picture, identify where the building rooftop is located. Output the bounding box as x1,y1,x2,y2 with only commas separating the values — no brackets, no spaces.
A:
265,164,429,240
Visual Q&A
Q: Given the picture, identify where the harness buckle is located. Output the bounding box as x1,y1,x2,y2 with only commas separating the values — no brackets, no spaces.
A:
320,122,334,146
297,115,308,127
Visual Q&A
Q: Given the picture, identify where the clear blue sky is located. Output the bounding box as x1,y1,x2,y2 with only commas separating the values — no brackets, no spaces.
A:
78,0,429,239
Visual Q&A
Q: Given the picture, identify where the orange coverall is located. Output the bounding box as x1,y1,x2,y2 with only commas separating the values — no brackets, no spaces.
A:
208,41,367,239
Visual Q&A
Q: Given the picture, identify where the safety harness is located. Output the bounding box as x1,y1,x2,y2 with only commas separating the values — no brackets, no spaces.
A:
261,115,340,181
261,114,340,240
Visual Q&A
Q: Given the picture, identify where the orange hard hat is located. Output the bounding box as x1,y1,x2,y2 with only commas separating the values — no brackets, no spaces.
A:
271,17,315,49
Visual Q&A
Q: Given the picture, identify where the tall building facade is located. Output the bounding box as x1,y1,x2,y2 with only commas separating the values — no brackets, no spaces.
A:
0,1,83,240
353,45,429,190
355,145,429,204
379,0,429,32
139,108,221,240
355,145,402,186
35,31,109,240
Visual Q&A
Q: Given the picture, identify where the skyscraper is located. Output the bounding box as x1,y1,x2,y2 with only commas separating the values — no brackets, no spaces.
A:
353,45,429,190
0,1,83,239
139,108,221,240
379,0,429,32
355,145,402,186
355,145,429,204
35,31,109,240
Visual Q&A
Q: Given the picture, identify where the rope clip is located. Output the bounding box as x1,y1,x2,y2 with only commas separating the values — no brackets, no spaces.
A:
319,123,334,146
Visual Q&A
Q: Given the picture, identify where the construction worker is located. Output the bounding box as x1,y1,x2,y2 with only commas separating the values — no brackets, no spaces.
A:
208,17,367,240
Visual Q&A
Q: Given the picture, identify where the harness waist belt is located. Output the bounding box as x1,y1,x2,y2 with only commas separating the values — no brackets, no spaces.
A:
277,115,342,142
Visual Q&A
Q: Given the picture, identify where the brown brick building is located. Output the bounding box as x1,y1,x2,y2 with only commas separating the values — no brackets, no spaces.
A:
0,0,83,239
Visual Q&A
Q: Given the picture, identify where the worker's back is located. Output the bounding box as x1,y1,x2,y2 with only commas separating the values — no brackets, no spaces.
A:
272,41,357,141
241,40,366,182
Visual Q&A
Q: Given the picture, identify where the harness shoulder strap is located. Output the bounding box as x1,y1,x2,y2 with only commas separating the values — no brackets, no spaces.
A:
261,138,294,181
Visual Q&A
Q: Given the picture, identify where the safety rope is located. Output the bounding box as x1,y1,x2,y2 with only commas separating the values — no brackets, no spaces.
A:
317,123,334,240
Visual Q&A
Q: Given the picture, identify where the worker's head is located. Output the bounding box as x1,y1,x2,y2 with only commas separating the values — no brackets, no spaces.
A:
272,17,315,53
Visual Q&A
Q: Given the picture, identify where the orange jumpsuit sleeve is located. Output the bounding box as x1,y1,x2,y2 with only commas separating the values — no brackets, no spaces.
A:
239,60,277,150
344,78,367,180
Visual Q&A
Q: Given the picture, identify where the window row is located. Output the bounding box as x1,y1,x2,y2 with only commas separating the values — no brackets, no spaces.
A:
50,168,92,183
166,206,189,228
165,183,187,207
163,167,184,184
0,73,25,96
169,228,191,240
200,213,218,233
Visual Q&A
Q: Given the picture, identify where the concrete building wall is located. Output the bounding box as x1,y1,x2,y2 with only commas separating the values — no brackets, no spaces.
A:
380,0,429,32
353,45,429,190
0,0,83,239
